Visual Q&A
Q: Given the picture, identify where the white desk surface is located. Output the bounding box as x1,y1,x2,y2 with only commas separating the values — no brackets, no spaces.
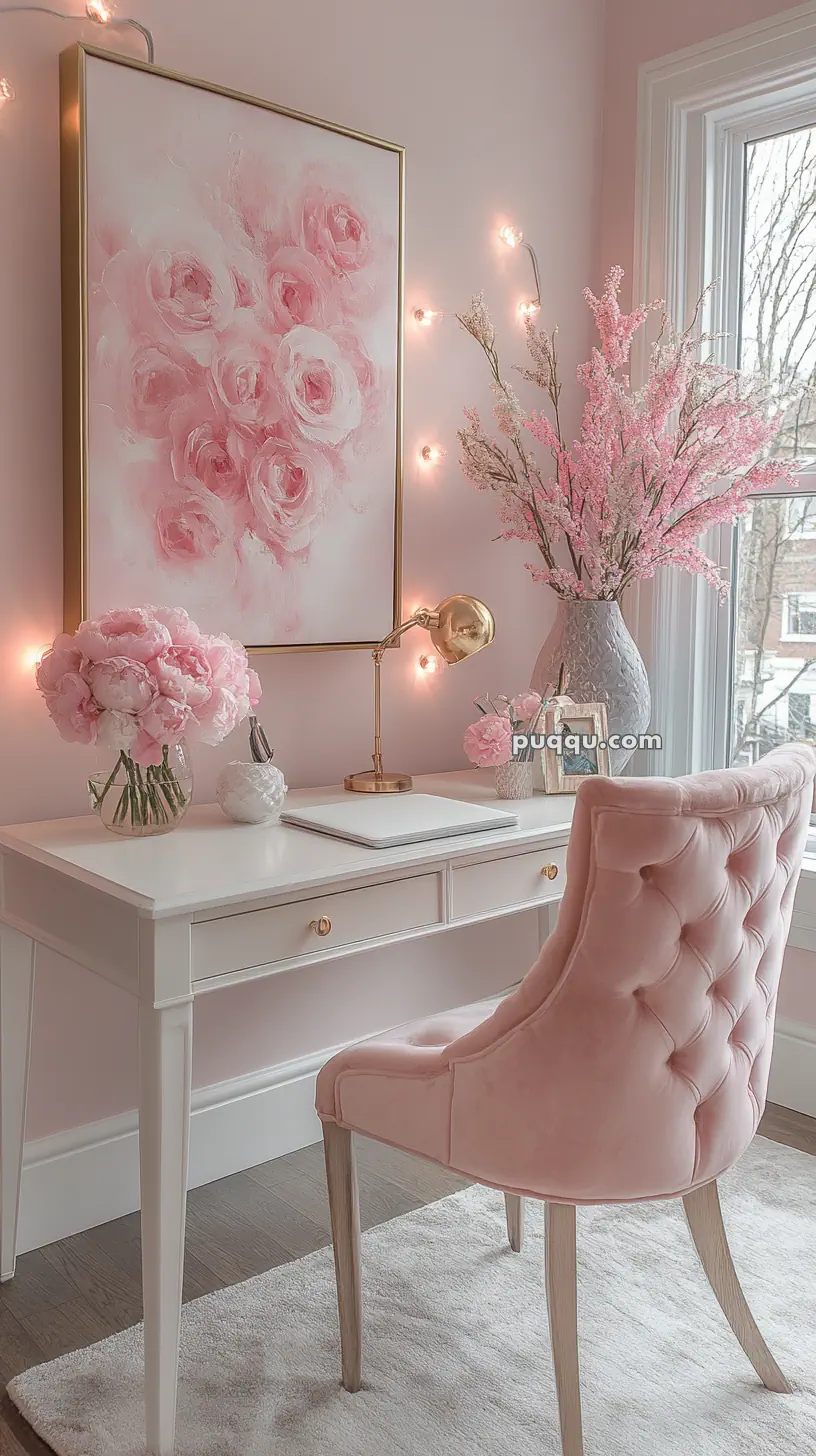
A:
0,769,575,919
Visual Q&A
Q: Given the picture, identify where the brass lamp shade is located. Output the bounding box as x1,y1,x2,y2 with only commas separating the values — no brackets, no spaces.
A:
430,594,496,663
345,593,495,793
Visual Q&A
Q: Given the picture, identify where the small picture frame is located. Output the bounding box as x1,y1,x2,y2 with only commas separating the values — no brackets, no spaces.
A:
542,701,611,793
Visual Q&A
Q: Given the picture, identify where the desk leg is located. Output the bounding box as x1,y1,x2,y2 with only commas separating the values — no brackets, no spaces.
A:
139,1000,193,1456
0,927,35,1282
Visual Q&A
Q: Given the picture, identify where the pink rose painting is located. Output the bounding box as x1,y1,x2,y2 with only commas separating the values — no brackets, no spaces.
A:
65,49,402,648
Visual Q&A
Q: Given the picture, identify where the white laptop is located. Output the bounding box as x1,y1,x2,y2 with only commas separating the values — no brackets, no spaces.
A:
281,793,520,848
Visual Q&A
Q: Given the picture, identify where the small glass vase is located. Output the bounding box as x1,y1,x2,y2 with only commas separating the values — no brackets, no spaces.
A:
495,759,535,800
88,743,193,838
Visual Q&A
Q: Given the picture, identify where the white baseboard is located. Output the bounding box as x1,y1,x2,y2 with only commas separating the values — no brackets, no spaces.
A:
18,1044,340,1257
767,1017,816,1120
16,1019,816,1256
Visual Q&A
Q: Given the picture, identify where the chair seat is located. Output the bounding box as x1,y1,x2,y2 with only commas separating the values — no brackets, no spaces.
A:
316,994,504,1166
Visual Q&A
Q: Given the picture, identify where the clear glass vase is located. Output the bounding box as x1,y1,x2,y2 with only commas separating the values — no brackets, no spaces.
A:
495,759,535,800
88,742,193,837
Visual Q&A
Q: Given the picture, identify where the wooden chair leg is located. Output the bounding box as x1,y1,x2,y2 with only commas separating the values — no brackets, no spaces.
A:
323,1122,362,1393
504,1194,525,1253
545,1202,584,1456
683,1179,791,1393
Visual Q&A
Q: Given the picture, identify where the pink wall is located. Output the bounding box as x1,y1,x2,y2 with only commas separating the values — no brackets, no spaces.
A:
0,0,605,1139
600,0,801,299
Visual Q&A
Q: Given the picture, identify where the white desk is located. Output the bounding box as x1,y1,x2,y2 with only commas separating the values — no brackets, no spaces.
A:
0,768,574,1455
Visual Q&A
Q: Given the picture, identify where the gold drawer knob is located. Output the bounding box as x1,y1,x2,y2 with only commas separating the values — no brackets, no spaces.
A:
541,864,559,881
310,916,332,937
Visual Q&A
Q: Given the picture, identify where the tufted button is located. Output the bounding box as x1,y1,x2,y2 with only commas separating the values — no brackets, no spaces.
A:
640,865,652,882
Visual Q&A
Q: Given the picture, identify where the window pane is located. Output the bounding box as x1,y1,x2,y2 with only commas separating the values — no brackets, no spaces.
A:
741,126,816,459
730,494,816,764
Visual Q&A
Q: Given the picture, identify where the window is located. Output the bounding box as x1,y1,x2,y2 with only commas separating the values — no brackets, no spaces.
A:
728,122,816,765
788,496,816,537
635,9,816,781
783,592,816,640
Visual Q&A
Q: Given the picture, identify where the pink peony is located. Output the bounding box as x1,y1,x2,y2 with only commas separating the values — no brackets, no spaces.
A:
47,672,100,745
463,714,513,768
36,606,261,760
88,657,156,714
96,709,140,754
192,685,241,746
155,488,228,563
35,636,83,697
150,642,213,708
298,186,371,277
150,605,203,646
122,340,202,437
275,326,362,446
266,246,332,330
511,691,543,721
247,434,329,556
74,608,172,665
146,248,233,335
209,330,280,424
169,401,249,502
138,694,192,748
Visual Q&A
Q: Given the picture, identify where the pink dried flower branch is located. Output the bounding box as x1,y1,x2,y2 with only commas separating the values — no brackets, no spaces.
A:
457,267,807,601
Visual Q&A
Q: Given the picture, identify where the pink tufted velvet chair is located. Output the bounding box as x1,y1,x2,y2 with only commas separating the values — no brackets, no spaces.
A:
316,745,815,1455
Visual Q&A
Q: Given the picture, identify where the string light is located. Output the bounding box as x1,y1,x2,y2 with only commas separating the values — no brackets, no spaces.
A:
420,444,445,465
20,644,49,673
500,220,541,319
499,224,523,249
413,307,443,327
0,77,14,106
0,5,154,66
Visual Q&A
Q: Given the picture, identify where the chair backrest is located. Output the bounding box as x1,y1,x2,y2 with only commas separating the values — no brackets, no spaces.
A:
446,746,815,1203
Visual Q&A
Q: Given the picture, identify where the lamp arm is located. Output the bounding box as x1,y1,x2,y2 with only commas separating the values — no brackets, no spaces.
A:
368,611,422,774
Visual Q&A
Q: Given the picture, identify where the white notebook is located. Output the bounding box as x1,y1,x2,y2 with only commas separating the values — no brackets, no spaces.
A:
281,794,519,848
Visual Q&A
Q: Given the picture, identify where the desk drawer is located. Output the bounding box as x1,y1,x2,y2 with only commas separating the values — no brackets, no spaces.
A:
192,872,442,979
450,845,567,922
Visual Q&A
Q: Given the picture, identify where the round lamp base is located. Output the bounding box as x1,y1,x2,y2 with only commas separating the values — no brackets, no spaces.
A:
344,770,413,793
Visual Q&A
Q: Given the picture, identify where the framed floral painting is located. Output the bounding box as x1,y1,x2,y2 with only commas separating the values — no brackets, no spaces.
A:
59,44,403,651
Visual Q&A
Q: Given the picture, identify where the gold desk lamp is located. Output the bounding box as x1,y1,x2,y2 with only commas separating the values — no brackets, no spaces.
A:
345,594,495,794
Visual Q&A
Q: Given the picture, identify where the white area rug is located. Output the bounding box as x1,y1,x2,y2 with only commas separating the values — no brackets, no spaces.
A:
8,1137,816,1455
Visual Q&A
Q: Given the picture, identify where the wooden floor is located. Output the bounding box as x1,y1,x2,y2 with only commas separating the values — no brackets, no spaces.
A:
1,1102,814,1454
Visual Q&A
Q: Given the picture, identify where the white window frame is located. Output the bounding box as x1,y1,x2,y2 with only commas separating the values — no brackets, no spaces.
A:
632,1,816,778
787,496,816,538
782,593,816,641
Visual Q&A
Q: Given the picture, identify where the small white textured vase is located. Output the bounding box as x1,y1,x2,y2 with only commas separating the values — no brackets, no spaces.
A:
216,762,288,825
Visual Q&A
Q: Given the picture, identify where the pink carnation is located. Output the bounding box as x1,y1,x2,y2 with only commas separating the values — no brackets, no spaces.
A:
511,691,542,722
463,714,513,768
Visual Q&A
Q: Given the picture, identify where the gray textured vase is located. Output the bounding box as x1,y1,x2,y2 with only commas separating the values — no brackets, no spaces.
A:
531,600,651,774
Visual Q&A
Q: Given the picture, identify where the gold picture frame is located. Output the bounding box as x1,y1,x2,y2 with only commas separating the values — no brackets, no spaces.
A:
59,43,404,654
542,701,611,793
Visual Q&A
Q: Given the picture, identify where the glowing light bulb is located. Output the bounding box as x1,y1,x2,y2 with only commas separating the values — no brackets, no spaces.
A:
518,299,540,320
417,653,441,676
86,0,115,23
21,644,50,673
420,445,445,465
499,224,523,249
413,307,442,327
0,78,15,107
